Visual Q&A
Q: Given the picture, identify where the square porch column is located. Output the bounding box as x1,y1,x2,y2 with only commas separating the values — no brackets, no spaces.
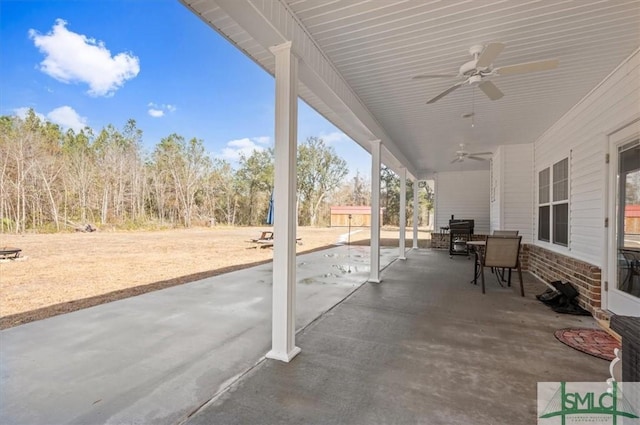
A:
266,41,300,363
369,140,381,283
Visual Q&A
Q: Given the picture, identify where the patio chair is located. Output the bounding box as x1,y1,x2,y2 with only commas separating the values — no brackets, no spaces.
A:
478,235,524,296
491,230,519,280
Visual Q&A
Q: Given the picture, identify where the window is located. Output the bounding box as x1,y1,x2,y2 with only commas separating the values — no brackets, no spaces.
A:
538,158,569,246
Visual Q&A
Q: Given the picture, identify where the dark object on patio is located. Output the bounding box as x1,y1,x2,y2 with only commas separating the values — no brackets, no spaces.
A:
536,281,590,315
0,247,21,260
478,235,524,296
554,328,620,361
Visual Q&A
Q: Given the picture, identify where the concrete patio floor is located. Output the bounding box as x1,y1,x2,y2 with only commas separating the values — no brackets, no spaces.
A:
185,248,607,425
0,244,398,425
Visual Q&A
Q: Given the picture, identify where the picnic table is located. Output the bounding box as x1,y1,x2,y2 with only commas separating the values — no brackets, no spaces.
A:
0,247,21,259
247,232,302,249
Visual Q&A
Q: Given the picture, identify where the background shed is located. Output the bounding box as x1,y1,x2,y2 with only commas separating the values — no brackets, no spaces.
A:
330,206,383,227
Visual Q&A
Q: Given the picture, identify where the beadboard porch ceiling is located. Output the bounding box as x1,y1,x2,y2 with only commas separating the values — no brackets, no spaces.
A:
181,0,640,178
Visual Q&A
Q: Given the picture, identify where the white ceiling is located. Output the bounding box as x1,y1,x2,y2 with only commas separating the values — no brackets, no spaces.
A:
183,0,640,177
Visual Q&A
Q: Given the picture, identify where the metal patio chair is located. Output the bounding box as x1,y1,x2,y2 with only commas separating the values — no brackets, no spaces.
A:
478,235,524,296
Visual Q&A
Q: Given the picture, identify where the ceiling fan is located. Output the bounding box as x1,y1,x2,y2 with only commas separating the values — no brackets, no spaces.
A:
451,144,492,163
413,43,558,104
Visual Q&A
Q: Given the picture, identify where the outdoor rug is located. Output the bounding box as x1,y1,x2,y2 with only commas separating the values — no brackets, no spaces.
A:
554,328,621,361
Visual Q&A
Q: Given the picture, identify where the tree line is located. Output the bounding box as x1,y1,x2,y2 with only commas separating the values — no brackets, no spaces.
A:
0,110,432,233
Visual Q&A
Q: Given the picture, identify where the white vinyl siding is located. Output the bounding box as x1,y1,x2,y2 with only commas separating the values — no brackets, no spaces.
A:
490,153,502,231
533,49,640,266
434,170,490,234
490,144,534,243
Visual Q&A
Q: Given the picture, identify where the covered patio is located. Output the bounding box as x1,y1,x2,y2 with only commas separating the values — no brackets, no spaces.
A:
185,248,605,425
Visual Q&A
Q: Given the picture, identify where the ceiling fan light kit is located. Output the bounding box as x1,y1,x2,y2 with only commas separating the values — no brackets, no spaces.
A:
417,42,558,104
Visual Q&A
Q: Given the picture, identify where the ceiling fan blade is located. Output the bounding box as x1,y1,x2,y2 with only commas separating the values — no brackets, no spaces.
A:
467,156,487,161
478,80,504,101
450,157,463,164
468,151,493,156
412,73,457,79
476,42,505,68
495,59,558,76
427,82,464,104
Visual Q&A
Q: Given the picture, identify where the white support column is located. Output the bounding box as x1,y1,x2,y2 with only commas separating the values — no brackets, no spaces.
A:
266,41,300,363
369,140,381,283
413,181,419,249
399,167,407,260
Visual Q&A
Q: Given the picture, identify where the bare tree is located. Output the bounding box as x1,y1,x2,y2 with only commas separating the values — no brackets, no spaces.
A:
297,137,348,226
152,134,211,227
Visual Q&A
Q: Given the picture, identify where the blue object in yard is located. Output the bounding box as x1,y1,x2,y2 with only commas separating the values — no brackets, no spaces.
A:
266,193,274,225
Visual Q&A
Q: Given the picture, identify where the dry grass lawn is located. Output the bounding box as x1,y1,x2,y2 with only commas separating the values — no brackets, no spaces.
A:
0,226,430,329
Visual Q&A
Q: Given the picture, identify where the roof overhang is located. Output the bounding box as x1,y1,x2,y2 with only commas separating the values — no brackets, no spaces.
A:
181,0,640,180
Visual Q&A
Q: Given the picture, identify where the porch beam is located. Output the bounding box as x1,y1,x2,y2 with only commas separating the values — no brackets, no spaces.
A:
370,140,381,283
266,41,300,363
399,167,407,260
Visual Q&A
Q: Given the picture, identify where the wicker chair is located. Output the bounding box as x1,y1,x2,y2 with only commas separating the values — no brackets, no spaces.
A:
479,235,524,296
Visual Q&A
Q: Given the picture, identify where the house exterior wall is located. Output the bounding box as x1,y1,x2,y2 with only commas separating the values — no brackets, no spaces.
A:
490,144,534,244
434,170,490,234
533,49,639,267
489,151,502,232
495,49,640,316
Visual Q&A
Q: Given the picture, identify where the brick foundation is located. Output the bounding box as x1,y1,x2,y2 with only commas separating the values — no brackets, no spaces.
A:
525,245,601,315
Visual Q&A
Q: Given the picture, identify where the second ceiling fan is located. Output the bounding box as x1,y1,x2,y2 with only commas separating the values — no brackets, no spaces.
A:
451,144,492,163
414,43,558,104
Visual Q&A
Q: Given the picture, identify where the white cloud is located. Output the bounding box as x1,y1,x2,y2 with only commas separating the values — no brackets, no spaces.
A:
29,19,140,97
14,107,46,121
14,105,88,132
319,131,351,145
219,137,271,162
147,102,176,118
46,106,88,132
253,136,271,145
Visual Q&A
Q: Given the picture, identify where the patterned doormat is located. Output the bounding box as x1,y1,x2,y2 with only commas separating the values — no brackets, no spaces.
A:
554,328,621,361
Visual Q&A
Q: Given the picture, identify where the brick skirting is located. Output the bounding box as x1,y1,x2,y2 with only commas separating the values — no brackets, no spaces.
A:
522,245,602,315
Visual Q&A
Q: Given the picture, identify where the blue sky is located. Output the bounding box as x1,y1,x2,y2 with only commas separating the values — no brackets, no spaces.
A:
0,0,370,177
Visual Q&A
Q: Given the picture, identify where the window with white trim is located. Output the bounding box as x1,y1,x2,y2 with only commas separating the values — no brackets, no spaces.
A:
538,158,569,246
